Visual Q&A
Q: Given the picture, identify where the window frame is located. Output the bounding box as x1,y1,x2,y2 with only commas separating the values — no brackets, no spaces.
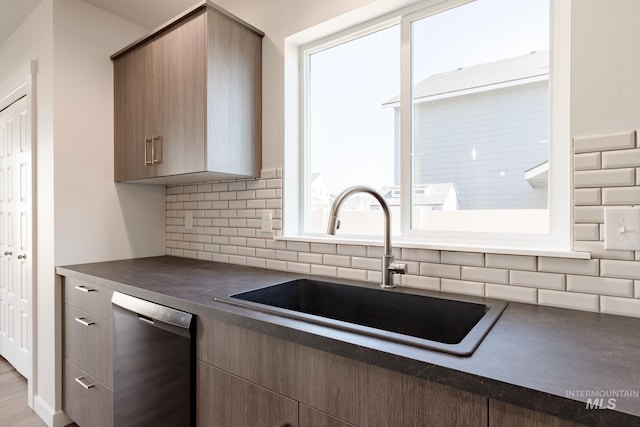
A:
286,0,571,253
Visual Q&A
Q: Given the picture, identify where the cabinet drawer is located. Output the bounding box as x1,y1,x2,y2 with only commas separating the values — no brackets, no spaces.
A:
64,277,114,321
64,359,113,427
64,304,113,389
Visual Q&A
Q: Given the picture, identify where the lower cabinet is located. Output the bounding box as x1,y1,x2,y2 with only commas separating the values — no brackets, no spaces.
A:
299,405,357,427
197,362,298,427
196,316,487,427
489,400,584,427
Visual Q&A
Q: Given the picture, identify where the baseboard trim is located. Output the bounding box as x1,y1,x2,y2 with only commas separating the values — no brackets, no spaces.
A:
34,396,72,427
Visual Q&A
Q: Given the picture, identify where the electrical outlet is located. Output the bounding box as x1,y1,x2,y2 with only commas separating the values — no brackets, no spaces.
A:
261,210,273,233
604,207,640,250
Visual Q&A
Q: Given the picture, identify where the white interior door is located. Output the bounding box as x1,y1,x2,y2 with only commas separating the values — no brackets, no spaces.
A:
0,95,32,379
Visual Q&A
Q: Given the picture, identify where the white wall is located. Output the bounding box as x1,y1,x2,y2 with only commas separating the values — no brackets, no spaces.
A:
52,0,166,267
570,0,640,136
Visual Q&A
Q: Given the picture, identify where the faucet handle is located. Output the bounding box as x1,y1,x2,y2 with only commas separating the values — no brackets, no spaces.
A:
388,262,407,275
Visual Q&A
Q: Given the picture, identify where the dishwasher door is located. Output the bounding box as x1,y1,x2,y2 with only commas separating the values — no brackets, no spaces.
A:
112,292,194,427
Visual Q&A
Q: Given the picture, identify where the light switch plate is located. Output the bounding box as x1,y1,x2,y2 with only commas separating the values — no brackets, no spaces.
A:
604,207,640,250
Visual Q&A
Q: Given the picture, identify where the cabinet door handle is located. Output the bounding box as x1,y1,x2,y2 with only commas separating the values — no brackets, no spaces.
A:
17,254,26,260
145,137,153,165
75,376,95,389
151,135,161,164
75,317,95,326
3,251,12,256
74,285,96,293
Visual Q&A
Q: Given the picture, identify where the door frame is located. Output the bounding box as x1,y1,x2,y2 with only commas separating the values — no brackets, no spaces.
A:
0,60,37,408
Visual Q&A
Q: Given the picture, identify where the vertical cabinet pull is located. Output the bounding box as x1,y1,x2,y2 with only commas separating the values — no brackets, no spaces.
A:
144,137,153,165
75,317,95,327
75,376,95,389
151,135,161,164
74,285,96,293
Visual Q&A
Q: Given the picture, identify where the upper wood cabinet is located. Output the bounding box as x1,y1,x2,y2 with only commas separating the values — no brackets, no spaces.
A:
112,2,263,184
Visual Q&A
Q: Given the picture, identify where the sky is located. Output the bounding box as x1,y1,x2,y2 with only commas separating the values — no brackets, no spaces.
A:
307,0,549,196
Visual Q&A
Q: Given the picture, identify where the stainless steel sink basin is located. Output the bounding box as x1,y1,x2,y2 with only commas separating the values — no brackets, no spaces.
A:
217,278,507,356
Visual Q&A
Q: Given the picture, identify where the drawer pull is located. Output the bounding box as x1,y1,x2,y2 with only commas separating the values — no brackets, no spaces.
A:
74,285,96,293
75,317,95,326
75,376,95,390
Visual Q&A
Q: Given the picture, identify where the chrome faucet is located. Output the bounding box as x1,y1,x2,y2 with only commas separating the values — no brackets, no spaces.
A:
327,185,406,289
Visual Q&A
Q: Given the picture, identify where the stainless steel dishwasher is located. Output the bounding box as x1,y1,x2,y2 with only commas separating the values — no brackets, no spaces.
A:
111,292,195,427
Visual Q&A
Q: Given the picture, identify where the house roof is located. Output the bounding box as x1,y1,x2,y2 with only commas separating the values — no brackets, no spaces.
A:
383,50,549,106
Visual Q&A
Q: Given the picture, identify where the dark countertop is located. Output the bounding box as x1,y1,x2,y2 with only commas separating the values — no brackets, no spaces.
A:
56,256,640,427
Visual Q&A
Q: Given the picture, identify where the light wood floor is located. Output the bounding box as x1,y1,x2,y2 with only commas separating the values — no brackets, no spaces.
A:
0,356,46,427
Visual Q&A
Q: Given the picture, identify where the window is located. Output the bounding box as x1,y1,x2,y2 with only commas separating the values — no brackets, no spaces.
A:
292,0,570,251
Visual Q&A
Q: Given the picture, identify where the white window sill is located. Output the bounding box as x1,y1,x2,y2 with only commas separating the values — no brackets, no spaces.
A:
276,235,591,259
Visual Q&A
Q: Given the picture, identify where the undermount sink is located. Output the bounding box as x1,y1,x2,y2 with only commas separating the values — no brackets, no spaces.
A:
217,279,507,356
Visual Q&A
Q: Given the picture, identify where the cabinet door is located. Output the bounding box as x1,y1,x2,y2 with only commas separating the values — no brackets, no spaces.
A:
197,361,298,427
113,42,153,181
489,400,584,427
299,405,356,427
151,10,207,177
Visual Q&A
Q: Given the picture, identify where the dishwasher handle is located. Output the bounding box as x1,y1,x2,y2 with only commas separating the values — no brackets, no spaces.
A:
111,292,193,329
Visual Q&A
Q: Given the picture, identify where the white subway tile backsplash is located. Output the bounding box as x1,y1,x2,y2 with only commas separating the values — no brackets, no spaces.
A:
323,254,351,267
574,152,601,170
574,224,600,241
401,274,440,291
337,268,367,282
337,244,368,257
573,241,634,261
287,262,311,275
287,241,311,252
246,257,266,269
486,283,537,304
401,248,440,263
485,254,536,271
538,257,599,276
574,206,605,223
600,296,640,318
574,169,635,188
510,270,565,290
441,251,484,266
166,166,640,320
311,243,337,255
601,259,640,279
420,262,460,279
298,252,323,265
602,187,640,205
311,264,337,278
351,257,380,271
602,148,640,169
441,279,484,296
574,131,636,153
567,275,633,297
538,289,599,312
461,266,509,284
574,188,601,206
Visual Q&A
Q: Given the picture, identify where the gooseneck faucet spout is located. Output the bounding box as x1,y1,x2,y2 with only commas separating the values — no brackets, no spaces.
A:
327,185,406,288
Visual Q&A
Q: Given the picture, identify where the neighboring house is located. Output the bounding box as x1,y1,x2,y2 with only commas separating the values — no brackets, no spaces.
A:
384,50,549,210
373,183,459,211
